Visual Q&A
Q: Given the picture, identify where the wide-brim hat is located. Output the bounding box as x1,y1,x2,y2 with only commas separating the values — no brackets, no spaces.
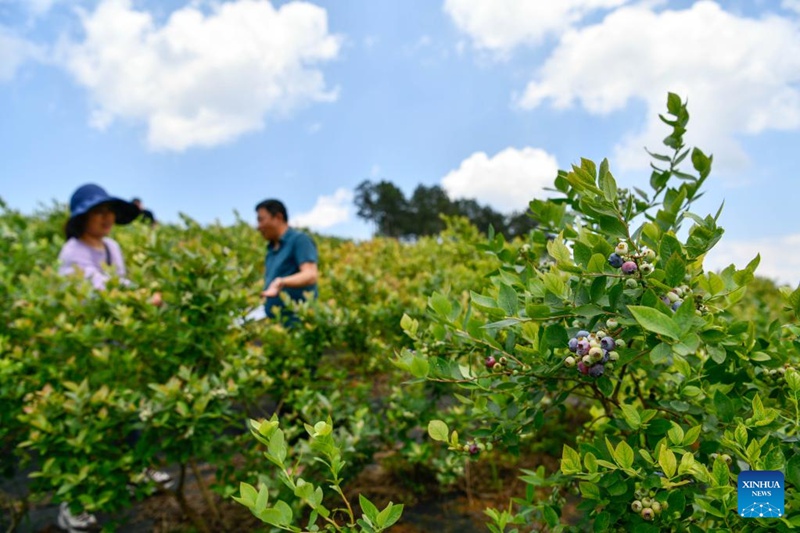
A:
69,184,140,225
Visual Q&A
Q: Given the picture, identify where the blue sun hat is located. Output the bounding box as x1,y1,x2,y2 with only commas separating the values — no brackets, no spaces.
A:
69,184,140,225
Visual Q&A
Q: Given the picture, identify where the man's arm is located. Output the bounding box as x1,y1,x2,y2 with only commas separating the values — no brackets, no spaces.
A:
262,262,318,297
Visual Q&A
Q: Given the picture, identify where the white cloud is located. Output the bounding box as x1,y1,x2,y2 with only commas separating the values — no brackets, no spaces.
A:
443,0,629,56
516,1,800,173
292,188,352,230
59,0,342,151
0,26,41,82
704,233,800,287
783,0,800,15
441,147,559,212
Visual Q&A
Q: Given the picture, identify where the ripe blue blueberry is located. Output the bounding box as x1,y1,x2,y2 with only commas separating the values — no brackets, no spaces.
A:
600,336,615,351
671,301,682,311
621,261,638,275
575,330,590,339
608,253,624,268
568,338,579,352
588,364,605,377
576,339,591,355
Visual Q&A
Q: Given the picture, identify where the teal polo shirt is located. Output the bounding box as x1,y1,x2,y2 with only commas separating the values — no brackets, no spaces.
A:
264,228,318,318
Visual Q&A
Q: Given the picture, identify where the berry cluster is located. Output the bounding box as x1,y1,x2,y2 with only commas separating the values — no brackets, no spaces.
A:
564,322,626,377
660,285,691,312
630,491,667,521
762,364,795,383
461,440,493,455
484,355,507,372
608,241,655,276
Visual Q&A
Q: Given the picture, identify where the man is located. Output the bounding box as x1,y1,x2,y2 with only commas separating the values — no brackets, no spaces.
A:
132,198,157,226
256,199,318,321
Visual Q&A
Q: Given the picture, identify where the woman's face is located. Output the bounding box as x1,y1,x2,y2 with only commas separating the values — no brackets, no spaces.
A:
83,203,116,239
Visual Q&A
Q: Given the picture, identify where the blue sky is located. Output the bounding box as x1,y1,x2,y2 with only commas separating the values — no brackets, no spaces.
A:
2,0,800,285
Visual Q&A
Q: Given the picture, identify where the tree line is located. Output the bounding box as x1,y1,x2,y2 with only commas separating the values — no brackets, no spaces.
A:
353,180,537,239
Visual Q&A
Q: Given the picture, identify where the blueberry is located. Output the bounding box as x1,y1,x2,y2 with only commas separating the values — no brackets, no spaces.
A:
671,301,682,311
621,261,638,275
575,330,590,339
616,242,629,255
576,339,591,356
641,508,654,521
608,253,624,268
568,338,578,352
606,318,619,329
600,336,615,351
601,351,609,363
485,356,496,369
577,361,589,375
469,443,480,455
625,278,638,289
564,356,576,367
588,364,605,377
631,500,643,513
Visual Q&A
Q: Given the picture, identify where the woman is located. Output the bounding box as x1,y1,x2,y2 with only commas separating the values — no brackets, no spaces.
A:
56,184,167,532
58,183,140,290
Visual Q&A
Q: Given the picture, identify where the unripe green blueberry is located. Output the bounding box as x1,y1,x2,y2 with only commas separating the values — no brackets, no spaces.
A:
641,497,652,508
722,454,732,464
499,357,507,365
582,355,592,365
486,443,493,451
596,330,607,339
608,351,619,361
493,363,504,372
667,291,680,303
641,508,655,521
625,278,638,289
606,318,619,329
615,339,626,349
640,263,654,275
642,248,656,261
661,501,668,511
673,287,684,297
605,363,614,371
651,501,662,514
710,453,718,461
631,500,643,513
564,356,576,367
462,444,470,452
616,241,629,255
477,442,486,451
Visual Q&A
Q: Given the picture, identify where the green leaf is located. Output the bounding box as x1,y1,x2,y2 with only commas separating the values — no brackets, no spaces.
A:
649,342,672,365
668,423,684,446
268,429,287,465
615,440,635,469
683,425,702,446
359,494,380,524
629,306,681,340
664,253,686,287
786,455,800,490
561,444,581,475
620,404,641,430
714,391,734,422
427,420,449,442
659,447,677,478
377,503,403,529
429,292,452,318
579,481,601,500
497,283,519,315
235,482,258,508
547,237,573,266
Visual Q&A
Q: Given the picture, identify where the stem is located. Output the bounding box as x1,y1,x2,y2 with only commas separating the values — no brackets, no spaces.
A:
169,464,210,533
190,458,220,523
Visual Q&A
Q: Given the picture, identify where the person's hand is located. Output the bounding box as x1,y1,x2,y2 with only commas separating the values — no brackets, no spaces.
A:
151,291,163,307
261,278,283,298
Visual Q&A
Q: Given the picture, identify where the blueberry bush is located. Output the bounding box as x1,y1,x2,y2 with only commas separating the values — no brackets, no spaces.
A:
399,93,800,532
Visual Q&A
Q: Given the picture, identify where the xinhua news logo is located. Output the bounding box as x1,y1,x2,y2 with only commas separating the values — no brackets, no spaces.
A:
737,470,784,518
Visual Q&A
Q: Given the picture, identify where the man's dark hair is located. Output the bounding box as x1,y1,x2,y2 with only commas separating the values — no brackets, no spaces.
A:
255,199,288,222
64,214,87,240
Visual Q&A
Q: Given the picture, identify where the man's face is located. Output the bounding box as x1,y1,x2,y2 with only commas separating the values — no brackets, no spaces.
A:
257,208,280,241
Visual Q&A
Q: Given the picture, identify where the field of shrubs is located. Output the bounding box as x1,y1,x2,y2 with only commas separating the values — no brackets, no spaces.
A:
2,94,800,532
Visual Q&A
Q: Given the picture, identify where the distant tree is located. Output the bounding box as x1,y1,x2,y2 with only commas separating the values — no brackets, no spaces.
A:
354,180,409,238
354,179,537,239
408,185,455,236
